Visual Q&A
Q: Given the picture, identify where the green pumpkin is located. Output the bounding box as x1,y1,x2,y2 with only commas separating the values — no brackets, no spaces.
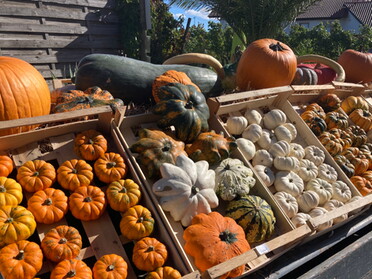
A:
225,195,276,244
153,83,210,143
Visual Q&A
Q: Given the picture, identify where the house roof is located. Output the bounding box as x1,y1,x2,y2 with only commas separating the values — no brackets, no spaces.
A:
344,1,372,25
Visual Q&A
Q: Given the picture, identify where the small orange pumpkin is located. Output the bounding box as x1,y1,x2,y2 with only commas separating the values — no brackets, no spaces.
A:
132,237,168,272
0,153,14,177
120,205,155,241
74,130,108,161
50,259,92,279
57,159,94,191
317,93,341,113
145,266,182,279
350,176,372,196
92,254,128,279
94,152,127,184
106,179,141,212
349,109,372,132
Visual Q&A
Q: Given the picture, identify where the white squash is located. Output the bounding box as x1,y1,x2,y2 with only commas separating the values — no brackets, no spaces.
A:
297,159,318,182
242,123,263,143
347,196,363,215
226,115,248,135
252,149,273,167
317,163,338,183
269,140,290,158
323,199,347,224
274,191,298,218
291,212,311,228
257,129,277,150
273,156,299,172
254,165,275,187
304,145,325,166
296,190,320,213
152,154,219,227
263,109,287,130
306,178,333,206
274,171,304,197
235,138,256,160
309,207,333,231
332,180,352,203
282,123,297,140
274,125,293,143
244,108,263,125
289,143,305,159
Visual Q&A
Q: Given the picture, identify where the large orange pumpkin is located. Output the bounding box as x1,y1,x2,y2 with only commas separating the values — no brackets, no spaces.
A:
338,49,372,83
0,56,51,136
236,38,297,90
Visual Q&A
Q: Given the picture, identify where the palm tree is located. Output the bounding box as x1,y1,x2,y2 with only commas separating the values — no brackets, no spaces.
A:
168,0,321,45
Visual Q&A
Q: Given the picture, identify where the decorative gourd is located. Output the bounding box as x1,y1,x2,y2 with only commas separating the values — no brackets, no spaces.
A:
291,212,311,228
317,93,341,113
304,146,325,166
50,259,92,279
274,171,304,197
152,154,218,227
244,109,263,125
214,158,256,201
292,66,318,85
132,237,168,272
306,178,333,205
183,211,250,279
254,165,275,187
74,129,108,161
57,159,94,191
0,177,23,206
349,109,372,132
304,116,327,136
0,154,14,177
296,190,320,213
41,225,82,263
317,163,338,183
0,56,51,136
282,123,298,140
16,160,56,193
27,188,68,224
145,266,182,279
318,130,344,156
274,191,298,218
0,240,43,279
93,254,128,279
350,156,369,176
338,49,372,83
274,125,293,143
0,205,36,247
130,129,187,179
252,149,273,167
296,159,318,182
323,199,347,224
269,140,291,157
226,115,248,135
289,143,305,159
256,129,277,149
304,103,326,119
273,156,299,172
325,111,349,130
236,39,297,90
309,207,333,231
69,185,106,221
263,109,287,130
350,176,372,196
106,179,141,212
94,152,127,184
120,205,154,241
341,96,369,115
153,83,210,142
334,155,355,178
185,131,237,166
235,138,256,160
226,194,276,243
301,110,320,123
346,125,367,147
242,123,263,143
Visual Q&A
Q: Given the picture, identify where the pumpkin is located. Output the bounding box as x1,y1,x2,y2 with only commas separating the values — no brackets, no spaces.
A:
350,176,372,196
257,129,277,150
0,240,43,279
334,154,355,178
50,259,92,279
235,138,256,160
323,199,347,224
341,96,369,115
132,237,168,272
106,179,141,212
252,149,273,167
291,212,311,228
318,131,344,156
296,190,319,213
325,111,349,130
263,109,287,130
304,116,327,136
317,93,341,113
0,154,14,177
41,225,82,263
226,115,248,135
349,109,372,132
269,140,291,158
274,191,298,218
0,56,51,136
345,125,367,147
130,128,187,179
244,108,263,125
274,125,294,143
183,211,250,279
0,205,36,247
152,154,218,227
185,130,237,166
309,207,333,231
301,110,321,123
254,165,275,187
16,160,56,192
120,205,154,241
282,123,298,141
304,145,325,166
242,123,263,142
304,103,326,119
289,143,305,159
0,177,23,206
236,38,297,90
317,163,338,183
68,185,106,221
57,159,94,191
338,49,372,83
145,266,182,279
273,156,299,172
153,83,210,142
296,159,318,182
27,188,68,224
214,158,256,201
94,152,127,184
292,66,318,85
350,156,370,176
274,171,304,197
306,178,333,206
74,130,108,161
92,254,128,279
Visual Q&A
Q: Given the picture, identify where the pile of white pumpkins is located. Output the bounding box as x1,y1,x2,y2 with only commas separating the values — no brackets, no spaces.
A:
225,107,363,231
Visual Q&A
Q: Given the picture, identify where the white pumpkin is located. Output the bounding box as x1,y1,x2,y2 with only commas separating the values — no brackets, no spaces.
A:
317,163,338,183
244,108,263,125
252,149,273,167
263,109,287,130
242,123,263,143
254,164,275,187
226,115,248,135
297,159,318,182
323,199,347,224
291,212,311,228
235,138,256,160
347,196,363,215
296,190,320,213
289,143,305,159
274,125,293,143
257,129,277,150
332,180,352,203
304,145,325,166
282,123,297,140
274,191,298,218
306,178,333,206
269,140,290,157
152,154,219,227
273,156,299,172
274,171,304,197
309,207,333,231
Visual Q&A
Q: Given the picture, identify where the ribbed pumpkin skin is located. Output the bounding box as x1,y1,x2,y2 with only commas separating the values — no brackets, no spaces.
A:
338,49,372,83
132,237,168,272
92,254,128,279
106,179,141,212
0,177,23,206
94,152,127,184
74,130,108,161
226,195,276,243
145,266,182,279
57,159,94,191
0,154,14,177
0,56,51,136
51,259,92,279
120,205,154,241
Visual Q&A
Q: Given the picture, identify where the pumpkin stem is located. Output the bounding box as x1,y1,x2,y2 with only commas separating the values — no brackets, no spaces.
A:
269,42,286,52
42,198,53,206
219,230,238,244
119,187,127,193
137,216,144,223
224,164,231,170
84,196,93,202
145,246,155,252
191,186,200,195
66,270,76,277
32,171,39,177
14,250,25,260
88,139,94,145
106,161,116,169
107,264,115,271
59,238,67,244
5,217,13,223
185,100,194,109
70,168,78,174
162,143,171,152
0,185,5,193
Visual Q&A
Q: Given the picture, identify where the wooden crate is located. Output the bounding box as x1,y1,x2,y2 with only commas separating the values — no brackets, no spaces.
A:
0,106,193,278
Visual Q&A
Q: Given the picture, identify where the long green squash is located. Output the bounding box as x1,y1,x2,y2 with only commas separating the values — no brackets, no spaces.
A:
73,54,222,104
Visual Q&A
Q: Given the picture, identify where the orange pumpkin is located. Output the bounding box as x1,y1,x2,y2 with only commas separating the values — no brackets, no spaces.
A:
120,205,155,240
0,153,14,177
350,176,372,196
106,179,141,212
341,96,369,115
317,93,341,113
57,159,94,191
349,109,372,132
50,259,92,279
92,254,128,279
145,266,182,279
0,56,51,136
94,152,127,184
236,38,297,90
0,177,23,206
74,130,108,161
132,237,168,272
304,103,326,119
16,160,56,192
338,49,372,83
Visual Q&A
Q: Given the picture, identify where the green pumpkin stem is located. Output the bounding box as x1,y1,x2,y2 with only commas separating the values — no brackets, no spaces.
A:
66,270,76,277
84,196,93,202
107,264,115,271
59,238,67,244
219,230,238,244
14,250,25,260
42,198,53,206
269,42,286,52
5,217,13,223
145,246,155,253
0,185,5,193
119,187,127,193
106,161,116,169
32,171,39,177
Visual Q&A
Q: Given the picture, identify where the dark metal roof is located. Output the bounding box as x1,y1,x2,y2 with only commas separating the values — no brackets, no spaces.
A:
297,0,347,19
344,1,372,25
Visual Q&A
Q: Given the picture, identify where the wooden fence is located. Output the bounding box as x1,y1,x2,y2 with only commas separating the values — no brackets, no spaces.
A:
0,0,123,88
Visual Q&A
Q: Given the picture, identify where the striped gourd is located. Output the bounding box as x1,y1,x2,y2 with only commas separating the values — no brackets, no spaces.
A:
225,195,276,243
